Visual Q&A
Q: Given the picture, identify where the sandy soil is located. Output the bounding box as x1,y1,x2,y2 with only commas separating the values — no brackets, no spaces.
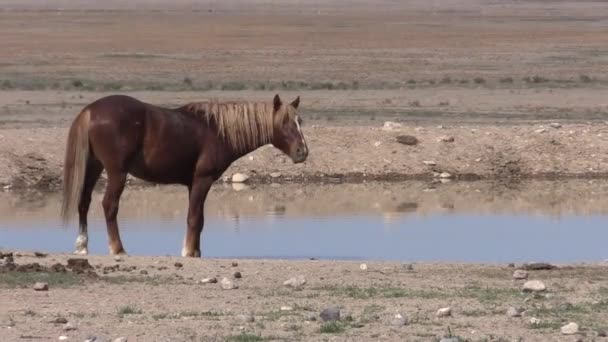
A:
1,253,607,342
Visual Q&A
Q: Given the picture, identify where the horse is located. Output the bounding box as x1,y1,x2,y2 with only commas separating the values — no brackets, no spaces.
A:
60,94,308,257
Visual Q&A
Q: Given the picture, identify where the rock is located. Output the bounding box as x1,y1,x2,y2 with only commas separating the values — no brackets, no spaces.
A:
270,172,281,178
63,322,76,331
280,306,293,311
200,277,218,284
320,306,341,322
373,141,382,147
436,307,451,317
390,313,408,326
231,173,249,183
305,313,317,321
113,255,123,262
440,338,460,342
359,263,368,270
423,160,436,166
84,336,98,342
231,262,239,267
438,135,455,143
283,275,306,289
561,322,579,335
220,277,238,290
530,317,541,325
521,262,556,270
382,121,402,131
33,282,48,291
51,317,68,324
58,336,68,341
550,123,562,129
522,280,546,292
597,328,607,337
34,252,47,258
113,338,127,342
535,128,547,134
513,270,528,279
237,314,254,323
507,307,523,317
174,262,183,268
508,263,515,267
140,270,148,275
439,172,452,179
396,135,418,145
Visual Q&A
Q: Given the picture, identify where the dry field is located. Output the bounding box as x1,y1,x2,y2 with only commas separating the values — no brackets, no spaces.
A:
1,1,608,341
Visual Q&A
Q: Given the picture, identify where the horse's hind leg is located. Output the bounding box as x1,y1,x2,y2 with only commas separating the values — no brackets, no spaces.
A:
74,159,103,255
102,171,127,255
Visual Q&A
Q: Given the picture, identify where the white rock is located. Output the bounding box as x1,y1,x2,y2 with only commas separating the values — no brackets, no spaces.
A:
280,306,293,311
391,313,408,326
513,270,528,280
423,160,437,166
113,255,122,262
231,183,248,191
436,307,451,317
475,158,482,162
439,172,452,179
220,277,238,290
382,121,402,131
231,173,249,183
63,322,76,331
248,156,254,161
113,338,128,342
270,172,281,178
550,123,562,129
58,337,68,341
522,280,546,292
561,322,579,335
283,275,306,288
33,282,49,291
359,263,368,270
507,307,522,317
438,135,455,143
529,317,541,325
374,141,382,147
200,277,217,284
535,128,547,134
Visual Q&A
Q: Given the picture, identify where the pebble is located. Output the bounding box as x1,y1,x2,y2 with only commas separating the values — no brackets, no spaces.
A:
231,173,249,183
200,277,218,284
382,121,402,131
231,262,239,267
233,271,242,279
174,262,183,268
280,306,293,311
403,263,414,271
423,160,437,166
374,141,382,147
535,128,547,134
58,336,68,341
438,135,455,143
522,280,546,292
561,322,579,335
440,338,460,342
270,172,281,178
140,270,148,275
320,306,341,322
33,282,49,291
237,314,255,323
530,317,541,325
507,307,523,317
113,255,122,262
390,313,408,326
63,322,76,331
436,307,452,317
220,277,238,290
513,270,528,279
550,123,562,129
359,263,368,270
396,135,418,145
113,338,127,342
283,275,306,289
305,313,317,321
439,172,452,179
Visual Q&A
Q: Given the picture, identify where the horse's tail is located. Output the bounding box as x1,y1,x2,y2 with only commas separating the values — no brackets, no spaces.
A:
61,109,91,224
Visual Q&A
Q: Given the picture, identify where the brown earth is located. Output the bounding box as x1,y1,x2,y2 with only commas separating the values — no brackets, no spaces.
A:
1,252,608,342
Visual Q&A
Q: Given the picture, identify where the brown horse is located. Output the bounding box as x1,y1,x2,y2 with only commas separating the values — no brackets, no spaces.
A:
61,94,308,257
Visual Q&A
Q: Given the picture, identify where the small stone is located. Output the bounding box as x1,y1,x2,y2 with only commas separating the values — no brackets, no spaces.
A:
440,338,460,342
305,313,317,321
283,275,306,289
390,313,408,326
200,277,218,284
359,263,368,270
507,307,522,317
382,121,402,131
33,282,48,291
374,141,382,147
233,272,242,279
396,135,418,145
423,160,436,166
140,270,148,275
51,317,68,324
113,338,127,342
403,263,414,270
561,322,579,335
63,322,76,331
58,336,68,341
231,173,249,183
34,252,47,258
522,280,546,292
530,317,541,325
237,314,254,323
535,128,547,134
270,172,281,178
438,135,455,143
475,158,482,162
439,172,451,179
174,262,183,268
550,123,562,129
513,270,528,279
113,255,122,262
508,263,515,268
436,307,451,317
231,262,239,267
521,262,556,270
320,306,340,322
220,277,238,290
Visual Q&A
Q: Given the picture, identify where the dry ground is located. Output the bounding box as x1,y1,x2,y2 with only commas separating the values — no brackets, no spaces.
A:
1,253,608,342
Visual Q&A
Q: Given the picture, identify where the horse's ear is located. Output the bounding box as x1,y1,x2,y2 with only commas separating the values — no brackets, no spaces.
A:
291,96,300,109
273,94,282,112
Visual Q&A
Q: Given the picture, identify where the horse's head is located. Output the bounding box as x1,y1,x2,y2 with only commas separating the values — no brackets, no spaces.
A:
271,94,308,163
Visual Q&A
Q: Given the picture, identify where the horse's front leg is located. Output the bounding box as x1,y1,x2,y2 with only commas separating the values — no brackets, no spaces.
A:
182,176,214,257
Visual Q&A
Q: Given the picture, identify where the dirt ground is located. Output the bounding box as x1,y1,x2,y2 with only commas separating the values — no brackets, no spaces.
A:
2,1,608,341
1,252,608,342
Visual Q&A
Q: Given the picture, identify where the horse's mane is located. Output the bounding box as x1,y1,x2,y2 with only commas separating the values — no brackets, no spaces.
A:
179,100,285,153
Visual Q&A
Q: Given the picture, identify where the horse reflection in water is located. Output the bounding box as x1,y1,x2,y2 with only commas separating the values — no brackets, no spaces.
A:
61,94,308,257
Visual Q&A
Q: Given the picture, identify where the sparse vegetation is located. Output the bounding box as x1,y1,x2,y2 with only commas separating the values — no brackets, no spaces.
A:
117,305,143,317
225,333,266,342
319,321,347,334
0,271,81,289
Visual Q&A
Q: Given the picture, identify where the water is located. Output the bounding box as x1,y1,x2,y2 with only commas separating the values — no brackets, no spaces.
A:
1,180,608,263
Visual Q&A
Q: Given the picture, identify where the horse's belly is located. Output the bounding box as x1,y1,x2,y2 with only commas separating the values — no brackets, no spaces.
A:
127,154,193,185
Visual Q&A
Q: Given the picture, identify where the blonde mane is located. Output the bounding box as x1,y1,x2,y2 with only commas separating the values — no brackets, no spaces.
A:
181,100,288,153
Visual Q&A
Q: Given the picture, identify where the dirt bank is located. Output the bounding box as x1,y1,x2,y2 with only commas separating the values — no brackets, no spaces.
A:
1,252,607,342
